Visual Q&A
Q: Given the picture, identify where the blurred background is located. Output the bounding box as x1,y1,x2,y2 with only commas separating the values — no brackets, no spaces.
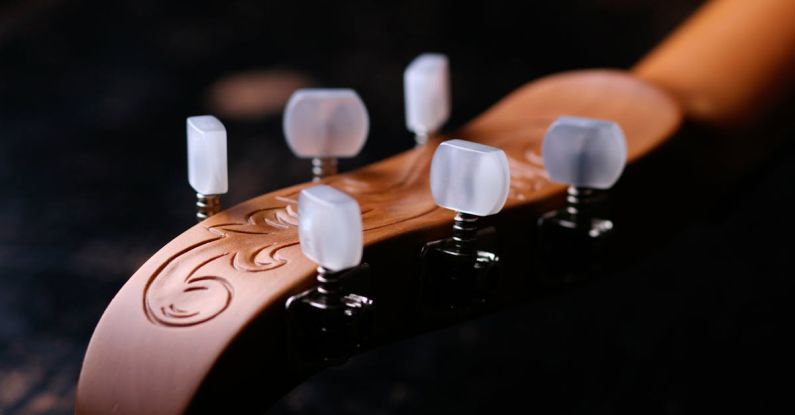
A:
2,0,794,414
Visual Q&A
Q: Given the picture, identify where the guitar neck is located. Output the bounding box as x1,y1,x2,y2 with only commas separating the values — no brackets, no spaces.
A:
634,0,795,126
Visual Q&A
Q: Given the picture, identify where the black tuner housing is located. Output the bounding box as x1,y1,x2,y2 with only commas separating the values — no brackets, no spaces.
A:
285,263,374,368
419,213,500,319
536,186,615,285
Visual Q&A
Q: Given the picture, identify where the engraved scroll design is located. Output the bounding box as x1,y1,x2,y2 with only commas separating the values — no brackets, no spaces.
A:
143,196,304,327
509,136,551,201
143,127,551,328
485,123,552,201
142,147,439,327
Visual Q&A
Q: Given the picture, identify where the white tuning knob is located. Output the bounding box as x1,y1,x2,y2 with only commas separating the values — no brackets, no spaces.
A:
430,139,510,217
284,89,369,181
298,185,363,272
187,115,228,221
404,53,450,145
542,116,627,189
187,115,228,195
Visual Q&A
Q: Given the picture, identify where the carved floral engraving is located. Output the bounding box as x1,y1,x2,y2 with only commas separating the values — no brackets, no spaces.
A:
143,197,303,327
143,128,549,328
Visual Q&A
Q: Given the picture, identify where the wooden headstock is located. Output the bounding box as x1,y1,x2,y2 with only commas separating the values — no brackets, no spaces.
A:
76,1,795,414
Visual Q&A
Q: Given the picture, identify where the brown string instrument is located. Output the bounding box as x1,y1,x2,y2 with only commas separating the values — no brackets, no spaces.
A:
76,1,795,414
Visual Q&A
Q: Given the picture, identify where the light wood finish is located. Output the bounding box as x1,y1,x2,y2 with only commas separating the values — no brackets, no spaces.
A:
634,0,795,126
77,1,795,414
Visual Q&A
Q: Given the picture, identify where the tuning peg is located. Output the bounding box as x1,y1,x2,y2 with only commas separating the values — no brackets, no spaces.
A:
542,116,626,190
298,185,363,273
284,89,369,181
537,115,627,283
286,185,374,366
430,139,510,219
430,139,510,254
404,53,450,145
421,139,509,314
187,115,228,221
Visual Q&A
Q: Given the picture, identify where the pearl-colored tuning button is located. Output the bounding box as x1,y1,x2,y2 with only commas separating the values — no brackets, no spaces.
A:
430,139,510,217
430,139,510,257
420,139,507,311
404,53,450,145
288,184,374,364
284,89,369,181
187,115,228,221
542,116,627,189
298,185,363,272
536,116,627,283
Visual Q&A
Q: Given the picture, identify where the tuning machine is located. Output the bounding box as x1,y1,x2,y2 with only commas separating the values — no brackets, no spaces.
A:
537,116,627,283
283,89,369,181
420,139,510,315
404,53,450,146
286,185,374,366
187,115,228,221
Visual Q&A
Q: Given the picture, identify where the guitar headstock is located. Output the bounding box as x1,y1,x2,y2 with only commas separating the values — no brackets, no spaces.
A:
78,62,680,414
77,2,795,412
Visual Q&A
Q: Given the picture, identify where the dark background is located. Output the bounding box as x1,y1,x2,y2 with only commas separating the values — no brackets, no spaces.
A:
2,0,794,414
